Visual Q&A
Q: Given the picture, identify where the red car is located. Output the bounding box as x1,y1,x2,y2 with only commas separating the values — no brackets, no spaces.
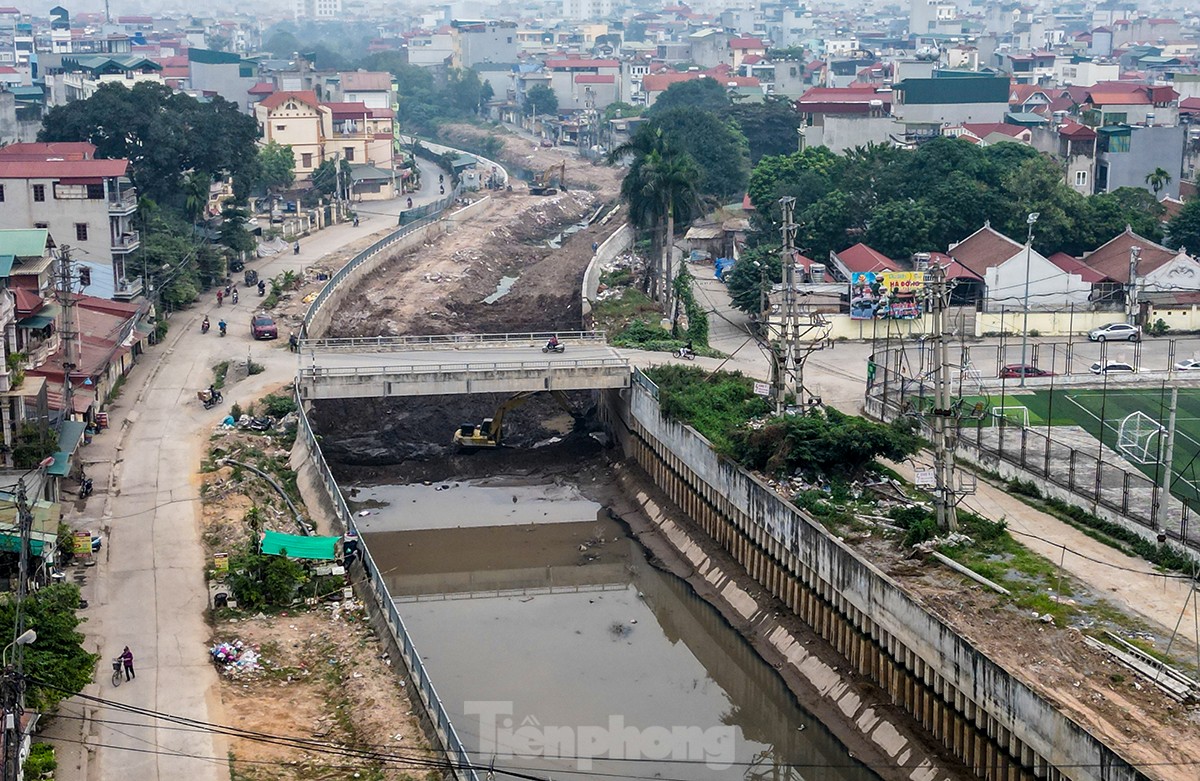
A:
998,364,1054,378
250,313,278,340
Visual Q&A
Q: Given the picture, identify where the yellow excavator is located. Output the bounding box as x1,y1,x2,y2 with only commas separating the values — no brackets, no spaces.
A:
529,162,567,196
453,390,577,449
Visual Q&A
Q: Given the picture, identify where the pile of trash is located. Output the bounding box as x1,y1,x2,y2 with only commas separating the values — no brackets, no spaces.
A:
210,640,262,676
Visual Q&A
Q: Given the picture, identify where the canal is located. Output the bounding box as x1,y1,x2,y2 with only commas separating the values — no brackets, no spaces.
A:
347,474,881,781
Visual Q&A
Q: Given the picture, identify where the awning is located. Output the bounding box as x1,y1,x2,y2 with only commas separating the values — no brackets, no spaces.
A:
0,535,45,556
0,255,13,277
48,419,88,476
260,530,337,560
18,314,53,329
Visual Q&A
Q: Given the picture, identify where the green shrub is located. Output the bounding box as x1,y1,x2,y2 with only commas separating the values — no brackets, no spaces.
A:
647,365,771,450
24,743,56,778
1007,478,1042,499
247,361,265,376
260,393,298,418
1150,318,1170,336
903,517,939,547
888,505,933,529
229,545,308,611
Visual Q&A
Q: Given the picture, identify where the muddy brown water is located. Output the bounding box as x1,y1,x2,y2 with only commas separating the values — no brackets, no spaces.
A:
352,478,880,780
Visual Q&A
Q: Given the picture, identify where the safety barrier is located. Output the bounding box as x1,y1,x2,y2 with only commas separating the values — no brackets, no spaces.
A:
303,331,607,352
301,190,460,337
295,399,480,781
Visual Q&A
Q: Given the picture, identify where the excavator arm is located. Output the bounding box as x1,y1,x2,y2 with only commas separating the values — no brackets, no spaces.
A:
453,390,577,449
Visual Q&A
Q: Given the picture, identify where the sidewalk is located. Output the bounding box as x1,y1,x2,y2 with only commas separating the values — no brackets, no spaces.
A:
44,174,447,781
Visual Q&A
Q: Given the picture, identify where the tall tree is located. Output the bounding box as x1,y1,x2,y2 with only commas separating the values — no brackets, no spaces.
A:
644,107,750,201
1145,167,1172,196
39,82,258,208
1166,197,1200,253
524,84,558,117
182,171,213,225
257,141,296,194
646,78,731,116
609,128,700,309
0,584,97,712
729,99,804,163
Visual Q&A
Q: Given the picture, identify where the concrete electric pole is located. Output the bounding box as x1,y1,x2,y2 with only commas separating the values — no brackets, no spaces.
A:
927,262,959,532
55,246,81,420
3,479,35,781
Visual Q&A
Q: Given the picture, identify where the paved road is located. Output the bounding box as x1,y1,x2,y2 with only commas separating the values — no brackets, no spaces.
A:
46,164,448,781
305,343,624,372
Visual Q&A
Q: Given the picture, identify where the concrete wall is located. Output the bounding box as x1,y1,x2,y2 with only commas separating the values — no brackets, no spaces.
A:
616,379,1146,781
974,308,1116,336
581,222,631,323
1098,125,1184,199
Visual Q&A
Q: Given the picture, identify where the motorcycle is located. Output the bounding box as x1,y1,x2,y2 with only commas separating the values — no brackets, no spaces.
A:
542,342,565,354
240,415,275,432
201,318,210,334
231,289,239,305
674,347,696,360
198,389,223,410
80,477,94,498
257,281,266,296
218,321,227,337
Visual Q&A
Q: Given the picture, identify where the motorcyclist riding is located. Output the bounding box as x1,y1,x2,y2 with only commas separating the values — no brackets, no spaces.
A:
218,319,227,337
547,335,560,350
231,288,239,305
257,280,266,296
201,316,210,334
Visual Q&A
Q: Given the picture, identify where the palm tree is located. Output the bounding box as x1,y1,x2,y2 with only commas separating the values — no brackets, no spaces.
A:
183,171,213,225
1146,167,1172,197
608,127,700,313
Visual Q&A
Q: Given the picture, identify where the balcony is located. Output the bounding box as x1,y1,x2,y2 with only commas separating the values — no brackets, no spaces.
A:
111,230,140,254
108,189,137,215
112,276,144,302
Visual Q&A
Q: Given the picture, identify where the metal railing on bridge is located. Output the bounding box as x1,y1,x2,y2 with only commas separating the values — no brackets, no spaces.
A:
300,355,629,380
302,330,607,352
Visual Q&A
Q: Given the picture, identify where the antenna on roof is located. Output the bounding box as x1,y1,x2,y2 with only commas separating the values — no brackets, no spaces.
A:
104,0,111,24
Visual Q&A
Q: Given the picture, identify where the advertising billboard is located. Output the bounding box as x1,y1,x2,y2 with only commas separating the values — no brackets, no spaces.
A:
849,271,925,320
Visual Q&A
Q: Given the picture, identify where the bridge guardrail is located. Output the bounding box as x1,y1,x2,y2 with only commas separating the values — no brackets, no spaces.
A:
303,330,607,352
297,183,485,780
300,356,630,378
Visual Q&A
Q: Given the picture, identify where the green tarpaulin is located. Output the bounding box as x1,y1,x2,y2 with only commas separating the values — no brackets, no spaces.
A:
260,530,337,560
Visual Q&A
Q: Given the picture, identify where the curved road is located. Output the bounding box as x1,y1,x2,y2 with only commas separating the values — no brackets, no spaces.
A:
47,157,445,781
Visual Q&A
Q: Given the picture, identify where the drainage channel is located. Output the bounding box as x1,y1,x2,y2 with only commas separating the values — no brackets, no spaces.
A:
346,478,880,781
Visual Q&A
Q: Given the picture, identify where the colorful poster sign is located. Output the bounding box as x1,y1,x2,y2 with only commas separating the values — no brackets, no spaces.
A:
849,271,925,320
73,531,93,556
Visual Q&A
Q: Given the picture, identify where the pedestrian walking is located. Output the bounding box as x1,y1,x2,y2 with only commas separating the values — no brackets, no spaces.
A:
288,332,299,352
120,646,135,681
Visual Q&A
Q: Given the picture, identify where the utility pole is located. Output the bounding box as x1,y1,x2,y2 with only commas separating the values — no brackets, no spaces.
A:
1127,245,1142,326
772,197,799,415
3,479,34,781
1155,386,1179,531
927,262,959,532
1019,211,1039,388
55,246,80,421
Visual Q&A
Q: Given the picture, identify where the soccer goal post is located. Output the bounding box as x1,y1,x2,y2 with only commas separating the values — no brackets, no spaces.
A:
1116,411,1165,465
991,405,1030,428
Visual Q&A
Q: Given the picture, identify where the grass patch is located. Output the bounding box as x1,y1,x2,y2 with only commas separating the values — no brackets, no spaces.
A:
212,360,231,389
646,364,770,451
247,361,265,376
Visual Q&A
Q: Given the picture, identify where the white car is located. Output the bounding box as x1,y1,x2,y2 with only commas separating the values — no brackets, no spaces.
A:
1088,322,1140,342
1175,358,1200,371
1090,361,1137,374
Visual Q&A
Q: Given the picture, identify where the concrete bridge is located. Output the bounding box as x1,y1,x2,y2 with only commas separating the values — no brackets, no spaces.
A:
297,332,631,400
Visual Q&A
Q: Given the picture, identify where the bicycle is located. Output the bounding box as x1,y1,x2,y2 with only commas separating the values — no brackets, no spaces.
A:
111,658,123,687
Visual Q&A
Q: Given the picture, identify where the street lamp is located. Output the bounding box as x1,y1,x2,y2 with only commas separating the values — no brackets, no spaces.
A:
2,629,36,667
1019,211,1040,388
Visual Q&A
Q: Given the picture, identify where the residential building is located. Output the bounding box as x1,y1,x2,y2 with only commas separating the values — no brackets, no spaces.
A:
55,55,163,103
1095,124,1185,199
794,85,893,152
1054,57,1119,86
1080,83,1178,128
451,20,518,69
891,74,1010,144
294,0,342,20
1031,120,1098,195
1081,229,1200,305
255,91,325,178
948,223,1091,312
0,143,141,301
729,37,766,69
336,71,393,110
188,48,258,113
561,0,614,21
545,58,621,111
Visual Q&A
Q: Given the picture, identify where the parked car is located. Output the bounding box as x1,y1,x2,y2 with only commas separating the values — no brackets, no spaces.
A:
251,313,278,340
1174,358,1200,371
1090,361,1137,374
998,364,1055,378
1088,322,1140,342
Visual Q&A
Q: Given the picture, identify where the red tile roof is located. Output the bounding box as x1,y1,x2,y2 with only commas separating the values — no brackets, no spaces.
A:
960,123,1029,140
339,71,392,92
927,252,983,281
642,71,699,93
257,90,320,111
0,142,96,160
730,37,765,49
248,82,276,95
0,159,128,179
1081,228,1182,282
947,224,1023,274
575,74,615,84
741,54,763,65
1058,120,1096,139
1181,96,1200,112
1047,252,1109,283
836,243,898,273
324,101,368,118
545,59,619,69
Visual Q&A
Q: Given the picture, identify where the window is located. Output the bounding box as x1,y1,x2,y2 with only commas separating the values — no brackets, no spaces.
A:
344,147,354,161
1074,171,1088,187
301,152,313,168
276,124,286,131
34,222,47,229
32,184,45,202
0,184,4,202
75,223,88,241
87,183,104,199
